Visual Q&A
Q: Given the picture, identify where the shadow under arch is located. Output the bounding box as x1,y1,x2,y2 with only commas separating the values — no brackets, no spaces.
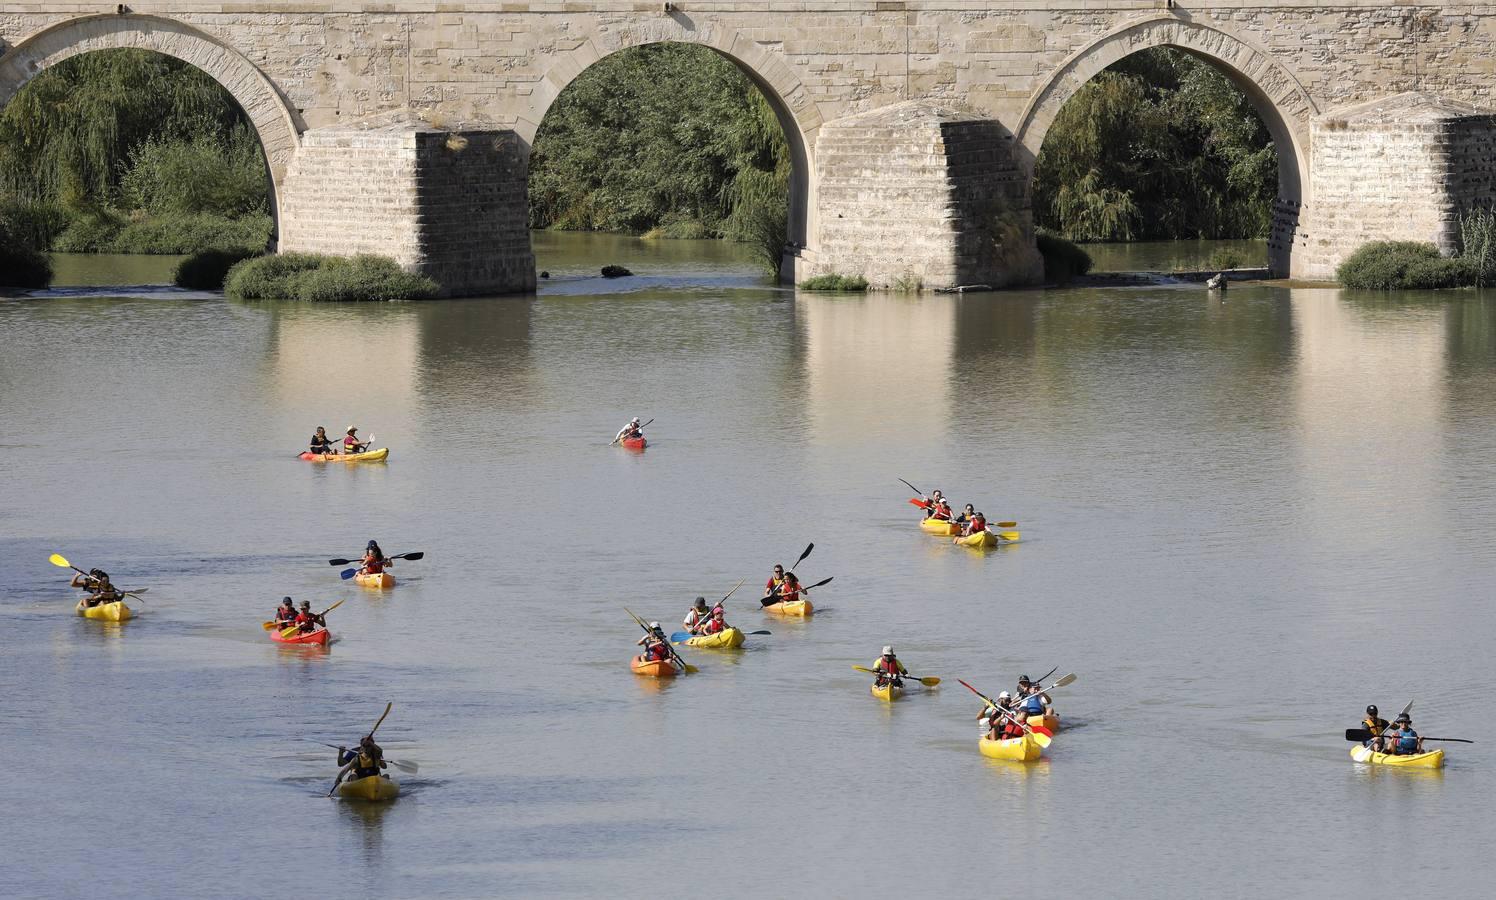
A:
0,14,302,248
1015,16,1319,277
519,27,823,271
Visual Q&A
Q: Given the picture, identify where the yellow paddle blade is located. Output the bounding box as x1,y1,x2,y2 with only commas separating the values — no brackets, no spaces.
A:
280,626,300,637
262,621,280,631
998,531,1020,542
683,663,699,674
1030,732,1053,749
919,676,942,686
49,553,71,568
996,521,1018,528
851,665,877,674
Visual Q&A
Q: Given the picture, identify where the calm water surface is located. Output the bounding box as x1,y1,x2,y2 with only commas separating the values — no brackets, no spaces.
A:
4,234,1495,898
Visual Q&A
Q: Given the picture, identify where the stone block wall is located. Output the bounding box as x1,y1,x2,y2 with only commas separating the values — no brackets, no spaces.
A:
279,113,533,297
810,100,1040,290
1303,92,1496,280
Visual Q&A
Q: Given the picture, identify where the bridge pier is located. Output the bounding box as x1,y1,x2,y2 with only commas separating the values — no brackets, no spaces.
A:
278,112,535,297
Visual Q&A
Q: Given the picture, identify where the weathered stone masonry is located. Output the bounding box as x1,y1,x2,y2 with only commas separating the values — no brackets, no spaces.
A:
5,3,1496,294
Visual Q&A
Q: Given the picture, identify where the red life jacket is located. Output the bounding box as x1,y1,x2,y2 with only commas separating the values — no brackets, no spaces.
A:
646,642,670,661
876,657,900,674
344,435,360,449
703,618,724,634
778,584,801,603
970,516,986,532
362,554,384,574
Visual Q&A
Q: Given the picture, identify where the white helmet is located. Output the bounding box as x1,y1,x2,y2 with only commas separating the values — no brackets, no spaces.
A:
882,646,893,656
649,621,661,629
998,691,1011,700
632,417,641,424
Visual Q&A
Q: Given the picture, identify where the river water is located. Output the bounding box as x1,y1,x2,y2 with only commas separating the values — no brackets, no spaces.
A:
3,234,1493,898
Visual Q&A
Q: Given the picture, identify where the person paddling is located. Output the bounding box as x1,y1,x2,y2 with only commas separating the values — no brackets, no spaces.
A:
71,568,121,608
359,541,389,576
1015,675,1052,722
954,503,975,525
615,417,644,444
873,646,906,688
960,511,988,538
636,621,671,662
980,693,1026,741
775,571,804,605
273,597,298,627
309,426,336,455
763,564,786,600
338,735,387,779
1360,705,1390,751
295,601,327,633
344,426,369,454
683,597,711,634
1389,714,1424,756
699,605,729,636
922,490,952,521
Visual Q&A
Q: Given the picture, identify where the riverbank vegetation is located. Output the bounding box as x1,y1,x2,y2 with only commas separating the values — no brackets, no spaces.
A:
0,49,272,259
529,43,790,274
224,253,438,302
1035,48,1277,243
799,274,869,292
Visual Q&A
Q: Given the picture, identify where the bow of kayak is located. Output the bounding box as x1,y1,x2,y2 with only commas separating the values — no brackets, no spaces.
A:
354,571,395,589
956,530,999,548
1027,713,1060,733
763,599,812,617
677,627,745,649
76,600,132,621
337,774,401,801
920,518,961,536
979,733,1044,762
621,436,647,450
1350,744,1444,768
871,682,903,702
299,448,390,462
631,657,681,677
270,627,331,645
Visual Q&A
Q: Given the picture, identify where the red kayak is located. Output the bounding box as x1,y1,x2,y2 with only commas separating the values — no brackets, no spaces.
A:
621,436,647,450
270,627,330,645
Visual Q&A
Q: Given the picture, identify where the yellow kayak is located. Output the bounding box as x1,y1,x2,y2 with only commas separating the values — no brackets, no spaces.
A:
354,571,395,589
337,774,401,800
76,599,132,621
300,447,389,462
920,518,961,536
763,598,812,617
1027,713,1060,733
956,530,998,548
979,733,1044,762
1350,744,1444,768
871,681,902,702
677,627,745,649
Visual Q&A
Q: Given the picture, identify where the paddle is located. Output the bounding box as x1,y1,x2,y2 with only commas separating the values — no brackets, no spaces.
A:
306,741,420,772
898,478,923,496
279,599,344,637
624,607,697,674
759,575,833,607
957,678,1054,745
329,551,424,566
1345,728,1472,744
330,702,394,796
788,542,813,573
852,665,941,687
610,418,654,445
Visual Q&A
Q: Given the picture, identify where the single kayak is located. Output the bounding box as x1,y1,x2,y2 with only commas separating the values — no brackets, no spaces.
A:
631,656,681,677
919,518,961,537
354,571,396,589
871,681,903,702
299,448,390,462
1027,713,1061,733
676,627,745,649
956,530,998,549
1350,744,1444,768
621,436,647,451
337,774,401,801
979,733,1044,762
75,600,132,621
763,598,813,617
270,627,331,645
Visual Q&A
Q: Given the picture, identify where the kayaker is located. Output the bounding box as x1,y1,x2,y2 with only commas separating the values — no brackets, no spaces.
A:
1361,705,1390,750
699,606,728,636
776,571,803,604
360,541,389,576
338,735,387,779
295,601,326,633
615,417,643,443
1016,676,1052,719
273,597,298,626
960,511,988,538
344,426,369,454
71,568,120,607
762,565,786,602
955,503,976,525
873,647,906,687
683,597,710,634
309,426,336,455
981,693,1026,741
922,490,951,520
636,621,671,662
1389,714,1423,756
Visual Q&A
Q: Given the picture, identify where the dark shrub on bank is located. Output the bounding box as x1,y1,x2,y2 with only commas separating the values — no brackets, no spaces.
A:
800,273,869,292
225,253,438,301
1036,231,1093,283
0,216,54,288
174,248,261,290
1336,241,1477,290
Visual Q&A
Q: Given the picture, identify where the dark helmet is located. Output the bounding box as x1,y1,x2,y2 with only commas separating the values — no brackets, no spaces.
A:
1396,713,1411,724
1018,675,1031,684
90,568,107,579
281,597,294,606
300,600,312,609
1366,705,1378,715
367,540,378,549
694,597,707,607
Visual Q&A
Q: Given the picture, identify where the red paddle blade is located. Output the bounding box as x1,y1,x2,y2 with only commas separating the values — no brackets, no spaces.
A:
908,498,930,508
1029,725,1054,738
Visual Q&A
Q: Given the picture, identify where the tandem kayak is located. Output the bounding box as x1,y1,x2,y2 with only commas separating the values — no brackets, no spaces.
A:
299,448,390,462
763,598,813,617
956,530,998,548
1027,713,1060,733
1350,744,1444,768
621,436,647,451
631,656,681,677
871,681,903,702
337,774,401,801
677,627,745,649
270,627,330,645
75,600,132,621
354,571,395,589
978,733,1044,762
919,518,961,536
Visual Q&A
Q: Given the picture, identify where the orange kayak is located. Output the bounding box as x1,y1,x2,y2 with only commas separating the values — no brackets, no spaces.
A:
270,627,330,645
621,436,647,450
631,656,679,677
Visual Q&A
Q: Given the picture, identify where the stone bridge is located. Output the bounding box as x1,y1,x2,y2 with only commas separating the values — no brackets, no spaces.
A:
4,2,1496,294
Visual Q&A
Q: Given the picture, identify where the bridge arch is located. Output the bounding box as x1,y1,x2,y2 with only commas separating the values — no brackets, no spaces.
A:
0,14,301,244
521,25,822,253
1017,16,1319,274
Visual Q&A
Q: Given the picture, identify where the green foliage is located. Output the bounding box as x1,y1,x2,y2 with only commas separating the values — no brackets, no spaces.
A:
174,248,262,289
1402,256,1475,290
0,216,54,287
799,274,868,292
529,43,791,273
0,199,72,250
52,208,127,252
1458,208,1496,287
1036,231,1093,283
1035,48,1277,242
1336,241,1464,290
119,125,269,217
1208,247,1247,270
224,253,438,302
51,210,271,254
